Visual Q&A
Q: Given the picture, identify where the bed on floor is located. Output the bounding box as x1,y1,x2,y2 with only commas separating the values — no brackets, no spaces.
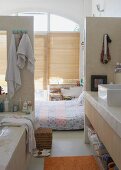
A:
35,91,84,130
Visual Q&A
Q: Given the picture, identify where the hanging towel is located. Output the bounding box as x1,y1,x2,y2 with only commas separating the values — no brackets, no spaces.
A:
101,34,112,64
5,34,21,98
17,33,35,73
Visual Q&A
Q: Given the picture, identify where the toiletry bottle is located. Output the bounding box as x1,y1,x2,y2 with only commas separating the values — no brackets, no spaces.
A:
4,97,9,112
27,101,32,112
13,104,19,112
19,98,22,111
22,100,28,113
0,100,4,112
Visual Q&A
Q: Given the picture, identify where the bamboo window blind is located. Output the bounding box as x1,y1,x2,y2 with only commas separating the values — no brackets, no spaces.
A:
34,32,80,89
0,31,7,92
34,34,48,89
49,33,80,84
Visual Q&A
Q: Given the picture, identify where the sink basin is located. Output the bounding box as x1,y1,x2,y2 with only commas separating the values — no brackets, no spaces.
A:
98,84,121,106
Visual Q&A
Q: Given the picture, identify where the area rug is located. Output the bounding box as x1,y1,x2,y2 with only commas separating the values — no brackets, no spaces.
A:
44,155,100,170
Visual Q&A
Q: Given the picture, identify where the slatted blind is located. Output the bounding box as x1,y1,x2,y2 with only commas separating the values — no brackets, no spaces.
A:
34,32,80,89
0,31,7,92
34,34,48,89
48,33,80,83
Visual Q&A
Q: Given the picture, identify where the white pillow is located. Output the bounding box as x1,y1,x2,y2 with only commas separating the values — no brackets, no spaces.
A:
77,91,85,106
69,86,83,98
61,86,83,98
61,88,72,97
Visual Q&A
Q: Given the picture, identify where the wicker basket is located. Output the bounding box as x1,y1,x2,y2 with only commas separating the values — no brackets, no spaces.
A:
35,128,52,150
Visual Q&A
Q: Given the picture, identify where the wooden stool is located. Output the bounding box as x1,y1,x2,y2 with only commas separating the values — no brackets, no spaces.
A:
35,128,52,151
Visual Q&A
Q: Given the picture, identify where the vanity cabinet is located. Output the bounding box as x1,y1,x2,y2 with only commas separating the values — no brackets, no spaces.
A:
85,92,121,170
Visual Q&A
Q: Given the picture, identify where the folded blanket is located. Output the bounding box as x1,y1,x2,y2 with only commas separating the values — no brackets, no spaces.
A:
0,116,36,154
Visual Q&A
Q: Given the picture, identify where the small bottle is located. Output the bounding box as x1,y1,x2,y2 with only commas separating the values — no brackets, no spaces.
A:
22,100,28,113
19,98,22,111
0,100,4,112
27,101,32,112
4,97,9,112
13,104,19,112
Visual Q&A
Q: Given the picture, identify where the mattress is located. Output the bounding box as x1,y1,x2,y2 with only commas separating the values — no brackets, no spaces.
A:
35,99,84,130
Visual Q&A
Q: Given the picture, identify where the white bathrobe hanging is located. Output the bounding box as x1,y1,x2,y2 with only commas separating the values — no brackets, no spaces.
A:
5,34,21,99
17,33,35,73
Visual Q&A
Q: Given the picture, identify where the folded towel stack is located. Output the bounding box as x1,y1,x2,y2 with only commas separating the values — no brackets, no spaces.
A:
88,127,119,170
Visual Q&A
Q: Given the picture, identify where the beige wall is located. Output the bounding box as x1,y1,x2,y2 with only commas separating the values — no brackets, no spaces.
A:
84,17,121,90
0,16,34,108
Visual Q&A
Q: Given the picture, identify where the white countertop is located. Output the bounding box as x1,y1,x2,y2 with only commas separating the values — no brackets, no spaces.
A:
0,111,35,120
85,91,121,139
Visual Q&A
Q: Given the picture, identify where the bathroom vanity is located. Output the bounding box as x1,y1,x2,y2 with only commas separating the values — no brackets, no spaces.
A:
85,91,121,169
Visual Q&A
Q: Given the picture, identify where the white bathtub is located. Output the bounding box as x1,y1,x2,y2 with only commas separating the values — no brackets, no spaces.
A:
0,126,31,170
0,114,31,170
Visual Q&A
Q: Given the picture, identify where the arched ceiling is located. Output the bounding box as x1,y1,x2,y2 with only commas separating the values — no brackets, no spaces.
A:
1,0,85,24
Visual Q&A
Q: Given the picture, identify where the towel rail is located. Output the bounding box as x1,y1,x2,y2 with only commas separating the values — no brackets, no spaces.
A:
12,30,27,34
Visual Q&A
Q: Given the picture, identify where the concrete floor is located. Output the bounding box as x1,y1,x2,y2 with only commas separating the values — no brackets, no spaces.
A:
27,130,91,170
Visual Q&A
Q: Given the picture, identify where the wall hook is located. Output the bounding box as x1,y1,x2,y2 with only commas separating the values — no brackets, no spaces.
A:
96,4,104,12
